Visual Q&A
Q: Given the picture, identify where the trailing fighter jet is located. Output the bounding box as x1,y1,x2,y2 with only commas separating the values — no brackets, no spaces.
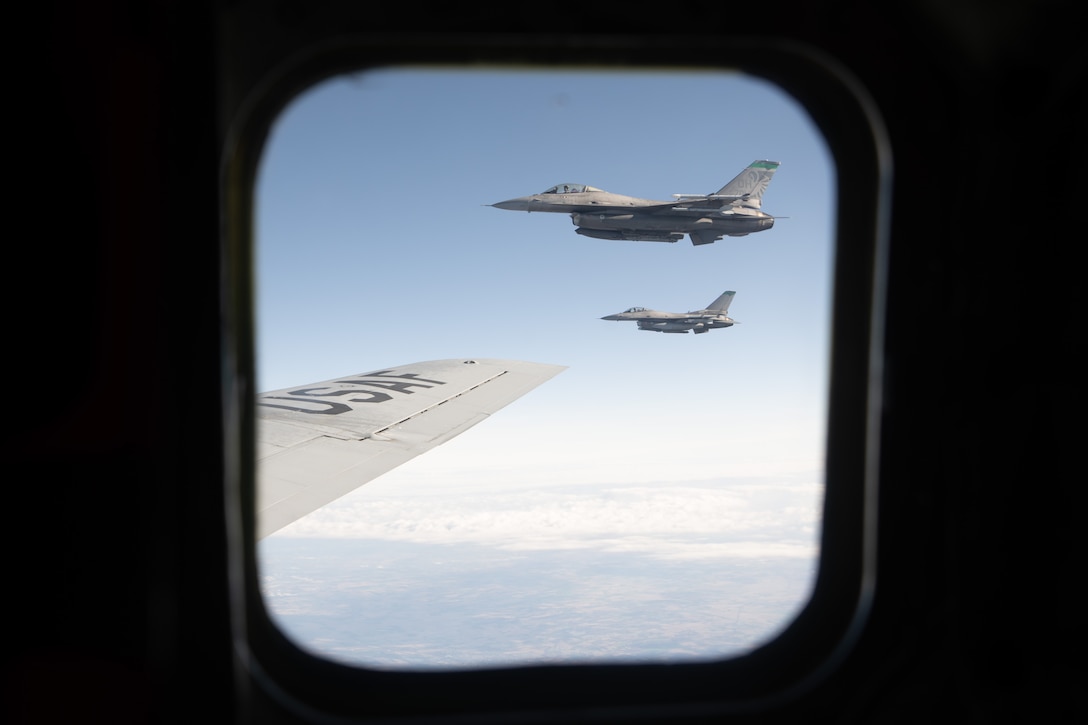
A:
255,358,565,538
601,290,737,334
490,160,779,245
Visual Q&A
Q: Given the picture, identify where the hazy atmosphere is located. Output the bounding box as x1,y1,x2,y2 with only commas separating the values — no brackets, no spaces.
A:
255,67,835,669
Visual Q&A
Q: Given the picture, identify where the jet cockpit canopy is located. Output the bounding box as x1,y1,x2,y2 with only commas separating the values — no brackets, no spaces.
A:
541,183,602,194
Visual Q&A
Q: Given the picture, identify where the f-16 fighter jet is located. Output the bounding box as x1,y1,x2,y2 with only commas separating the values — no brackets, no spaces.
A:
601,291,738,334
491,161,779,246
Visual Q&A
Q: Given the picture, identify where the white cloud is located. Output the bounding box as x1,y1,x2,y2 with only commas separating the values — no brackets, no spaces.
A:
272,478,823,561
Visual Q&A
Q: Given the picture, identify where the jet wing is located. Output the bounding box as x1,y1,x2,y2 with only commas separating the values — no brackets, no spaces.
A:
671,194,750,206
255,358,565,539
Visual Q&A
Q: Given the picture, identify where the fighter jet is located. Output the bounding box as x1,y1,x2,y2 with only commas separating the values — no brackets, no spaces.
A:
491,160,779,246
601,291,738,334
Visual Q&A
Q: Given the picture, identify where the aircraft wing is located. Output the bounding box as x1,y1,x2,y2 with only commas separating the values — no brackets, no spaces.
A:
255,358,565,539
666,195,750,211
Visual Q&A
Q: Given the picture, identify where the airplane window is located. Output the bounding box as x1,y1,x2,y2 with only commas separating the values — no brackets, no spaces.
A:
255,67,834,670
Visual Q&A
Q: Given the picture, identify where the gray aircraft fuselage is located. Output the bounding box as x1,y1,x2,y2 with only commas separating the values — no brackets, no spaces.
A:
492,189,773,244
490,161,780,245
601,291,739,334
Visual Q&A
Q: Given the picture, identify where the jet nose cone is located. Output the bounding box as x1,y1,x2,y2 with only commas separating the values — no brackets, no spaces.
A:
491,195,533,210
491,198,530,211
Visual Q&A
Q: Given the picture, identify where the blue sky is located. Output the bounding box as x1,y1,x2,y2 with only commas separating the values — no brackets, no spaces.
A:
255,68,834,669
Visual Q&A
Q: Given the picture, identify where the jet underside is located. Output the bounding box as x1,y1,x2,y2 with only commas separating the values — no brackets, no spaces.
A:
637,318,734,334
571,210,773,243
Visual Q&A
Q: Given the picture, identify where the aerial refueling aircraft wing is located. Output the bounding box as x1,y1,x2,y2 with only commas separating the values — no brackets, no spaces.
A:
255,358,565,539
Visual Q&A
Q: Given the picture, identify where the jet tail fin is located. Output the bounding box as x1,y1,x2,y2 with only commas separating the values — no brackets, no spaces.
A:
705,290,736,312
714,160,780,208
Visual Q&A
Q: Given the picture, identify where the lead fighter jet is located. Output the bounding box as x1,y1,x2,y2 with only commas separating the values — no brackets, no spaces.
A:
491,160,779,246
601,291,738,334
